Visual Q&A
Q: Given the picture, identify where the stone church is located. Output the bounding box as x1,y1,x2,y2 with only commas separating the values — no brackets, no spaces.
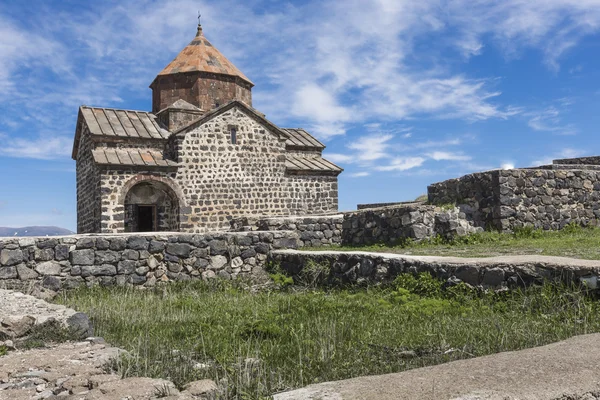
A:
72,23,342,234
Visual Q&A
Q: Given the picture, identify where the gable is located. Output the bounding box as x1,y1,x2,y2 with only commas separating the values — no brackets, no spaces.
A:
172,100,287,141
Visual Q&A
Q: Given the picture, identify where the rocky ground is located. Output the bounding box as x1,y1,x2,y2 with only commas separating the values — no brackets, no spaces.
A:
0,289,218,399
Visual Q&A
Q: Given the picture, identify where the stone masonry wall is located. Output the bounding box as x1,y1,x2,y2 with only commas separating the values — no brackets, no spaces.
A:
231,215,343,246
151,72,252,113
271,250,600,289
99,170,184,233
0,231,314,293
341,204,482,246
76,127,101,234
428,168,600,232
167,106,338,233
496,169,600,231
427,170,500,230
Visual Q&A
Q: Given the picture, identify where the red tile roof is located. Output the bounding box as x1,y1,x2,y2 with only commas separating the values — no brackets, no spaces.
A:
156,26,253,85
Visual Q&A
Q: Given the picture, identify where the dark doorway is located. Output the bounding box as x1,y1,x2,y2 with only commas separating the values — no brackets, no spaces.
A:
137,205,155,232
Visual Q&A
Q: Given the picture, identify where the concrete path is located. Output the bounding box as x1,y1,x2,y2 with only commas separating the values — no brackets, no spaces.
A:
274,333,600,400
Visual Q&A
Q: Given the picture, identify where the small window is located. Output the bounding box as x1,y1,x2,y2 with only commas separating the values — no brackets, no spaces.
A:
230,127,237,144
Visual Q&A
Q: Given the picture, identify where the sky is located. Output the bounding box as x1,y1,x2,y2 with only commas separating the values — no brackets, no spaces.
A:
1,0,600,231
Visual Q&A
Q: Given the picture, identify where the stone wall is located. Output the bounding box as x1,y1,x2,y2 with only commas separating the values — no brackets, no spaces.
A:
427,167,600,232
271,250,600,289
150,71,253,113
76,127,101,234
341,204,482,246
427,170,500,230
0,232,309,293
230,215,343,246
496,169,600,231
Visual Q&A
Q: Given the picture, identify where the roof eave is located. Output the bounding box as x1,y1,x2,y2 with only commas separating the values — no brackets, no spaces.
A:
72,107,85,160
286,169,343,177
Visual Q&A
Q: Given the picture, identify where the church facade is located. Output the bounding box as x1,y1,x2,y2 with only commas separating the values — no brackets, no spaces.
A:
72,24,342,234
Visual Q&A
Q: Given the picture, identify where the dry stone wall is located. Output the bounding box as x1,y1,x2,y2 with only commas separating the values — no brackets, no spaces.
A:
427,167,600,232
231,215,343,246
341,204,483,246
496,169,600,231
271,250,600,289
427,170,499,230
0,232,312,293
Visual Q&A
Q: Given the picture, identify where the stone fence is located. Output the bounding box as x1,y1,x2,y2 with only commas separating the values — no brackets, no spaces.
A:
230,215,343,246
427,168,600,231
0,232,308,293
341,204,482,246
271,250,600,289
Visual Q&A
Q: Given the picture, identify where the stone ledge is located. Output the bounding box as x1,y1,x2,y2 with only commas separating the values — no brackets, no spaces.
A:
271,250,600,288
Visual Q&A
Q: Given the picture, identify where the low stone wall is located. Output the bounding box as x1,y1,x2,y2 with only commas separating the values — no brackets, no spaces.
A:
427,170,499,230
427,167,600,232
0,231,308,293
341,204,482,246
271,250,600,289
497,168,600,231
230,215,343,246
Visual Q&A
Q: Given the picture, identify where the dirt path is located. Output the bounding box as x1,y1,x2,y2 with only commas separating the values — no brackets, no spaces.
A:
274,333,600,400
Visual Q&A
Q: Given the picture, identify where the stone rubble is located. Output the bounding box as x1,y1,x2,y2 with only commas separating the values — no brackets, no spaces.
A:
0,289,218,399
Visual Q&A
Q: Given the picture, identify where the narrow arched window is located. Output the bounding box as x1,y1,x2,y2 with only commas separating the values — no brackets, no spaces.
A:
230,127,237,144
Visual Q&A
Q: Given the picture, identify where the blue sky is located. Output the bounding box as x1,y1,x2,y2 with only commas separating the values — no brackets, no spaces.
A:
1,0,600,231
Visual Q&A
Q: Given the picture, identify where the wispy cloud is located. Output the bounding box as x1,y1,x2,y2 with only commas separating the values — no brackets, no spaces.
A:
426,151,472,161
375,157,426,171
526,107,577,135
348,172,370,178
1,0,600,162
0,133,72,160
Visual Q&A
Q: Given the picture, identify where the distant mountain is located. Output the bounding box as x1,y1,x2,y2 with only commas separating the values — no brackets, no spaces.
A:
0,226,75,237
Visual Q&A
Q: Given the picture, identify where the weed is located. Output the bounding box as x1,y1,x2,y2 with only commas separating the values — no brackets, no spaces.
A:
0,345,6,356
57,279,600,398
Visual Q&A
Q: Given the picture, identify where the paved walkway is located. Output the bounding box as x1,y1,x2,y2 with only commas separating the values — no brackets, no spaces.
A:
274,333,600,400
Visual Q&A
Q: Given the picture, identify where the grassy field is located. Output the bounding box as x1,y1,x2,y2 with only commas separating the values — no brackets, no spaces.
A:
57,276,600,399
314,224,600,259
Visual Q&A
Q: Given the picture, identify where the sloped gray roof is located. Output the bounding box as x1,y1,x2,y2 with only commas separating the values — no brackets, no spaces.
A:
282,128,325,150
285,155,342,175
80,106,170,139
92,148,178,168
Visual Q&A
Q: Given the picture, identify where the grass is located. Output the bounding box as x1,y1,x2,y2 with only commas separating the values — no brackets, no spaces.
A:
57,275,600,399
314,224,600,260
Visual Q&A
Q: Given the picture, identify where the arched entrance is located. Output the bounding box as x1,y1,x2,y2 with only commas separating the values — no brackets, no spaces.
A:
124,181,179,232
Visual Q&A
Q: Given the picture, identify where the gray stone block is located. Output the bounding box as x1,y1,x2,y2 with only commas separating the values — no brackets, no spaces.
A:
70,249,95,266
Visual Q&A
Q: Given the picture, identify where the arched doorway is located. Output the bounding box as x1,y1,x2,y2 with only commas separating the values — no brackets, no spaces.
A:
124,181,179,232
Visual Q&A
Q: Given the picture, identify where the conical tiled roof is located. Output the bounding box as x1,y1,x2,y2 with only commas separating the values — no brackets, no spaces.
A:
156,25,253,86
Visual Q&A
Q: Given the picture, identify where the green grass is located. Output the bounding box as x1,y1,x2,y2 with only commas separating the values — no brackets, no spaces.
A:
315,224,600,259
57,276,600,399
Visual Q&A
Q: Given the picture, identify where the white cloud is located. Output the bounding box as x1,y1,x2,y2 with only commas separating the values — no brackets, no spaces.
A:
1,0,600,161
412,138,462,149
348,172,370,178
0,134,72,160
426,151,472,161
501,163,515,170
325,153,353,164
526,107,577,135
348,134,394,162
375,157,426,171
